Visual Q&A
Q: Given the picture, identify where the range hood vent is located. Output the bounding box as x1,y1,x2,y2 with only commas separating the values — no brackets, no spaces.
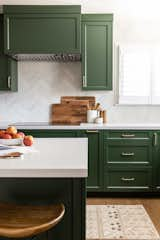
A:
12,54,81,62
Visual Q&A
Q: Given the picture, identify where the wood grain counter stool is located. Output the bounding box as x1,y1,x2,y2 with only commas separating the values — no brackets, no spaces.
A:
0,202,65,238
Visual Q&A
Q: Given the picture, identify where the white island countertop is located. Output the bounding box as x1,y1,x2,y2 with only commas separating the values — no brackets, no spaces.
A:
0,138,88,178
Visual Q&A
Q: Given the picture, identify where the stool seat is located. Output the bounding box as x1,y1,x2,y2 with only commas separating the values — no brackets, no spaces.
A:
0,202,65,238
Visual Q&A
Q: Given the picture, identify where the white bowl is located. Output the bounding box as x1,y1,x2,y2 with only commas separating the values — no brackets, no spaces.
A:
0,138,23,146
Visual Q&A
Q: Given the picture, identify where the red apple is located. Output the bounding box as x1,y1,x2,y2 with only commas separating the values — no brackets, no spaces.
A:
18,132,25,138
2,133,12,139
6,126,17,135
23,135,34,146
0,130,5,138
13,133,23,139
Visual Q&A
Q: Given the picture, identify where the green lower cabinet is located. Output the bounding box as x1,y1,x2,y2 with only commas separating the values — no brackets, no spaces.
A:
81,14,113,90
105,168,152,192
0,14,17,91
152,131,160,191
104,130,153,193
19,129,160,193
22,129,104,192
77,130,104,192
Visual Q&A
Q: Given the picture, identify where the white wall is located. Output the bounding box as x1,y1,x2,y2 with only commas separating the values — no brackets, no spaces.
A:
1,0,160,123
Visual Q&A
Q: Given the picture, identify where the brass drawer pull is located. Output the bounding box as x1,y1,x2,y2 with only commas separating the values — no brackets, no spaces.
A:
121,152,135,157
121,177,135,181
121,134,135,138
86,130,99,133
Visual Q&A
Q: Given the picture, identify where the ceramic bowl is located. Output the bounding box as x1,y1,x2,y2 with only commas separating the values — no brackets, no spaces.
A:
0,138,23,146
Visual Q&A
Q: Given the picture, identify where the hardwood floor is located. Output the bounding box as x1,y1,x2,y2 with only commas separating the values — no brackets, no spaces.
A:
87,197,160,234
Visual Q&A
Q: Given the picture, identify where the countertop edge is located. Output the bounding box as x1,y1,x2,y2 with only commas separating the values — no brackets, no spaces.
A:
2,123,160,130
0,169,88,178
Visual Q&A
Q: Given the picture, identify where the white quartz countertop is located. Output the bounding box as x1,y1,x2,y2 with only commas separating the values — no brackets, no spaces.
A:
0,138,88,178
1,122,160,130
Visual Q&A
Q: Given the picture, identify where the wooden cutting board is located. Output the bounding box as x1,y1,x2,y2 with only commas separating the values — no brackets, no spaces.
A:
52,100,89,124
61,96,95,108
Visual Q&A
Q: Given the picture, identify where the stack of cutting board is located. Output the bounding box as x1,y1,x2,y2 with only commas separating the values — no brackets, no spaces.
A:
52,96,95,125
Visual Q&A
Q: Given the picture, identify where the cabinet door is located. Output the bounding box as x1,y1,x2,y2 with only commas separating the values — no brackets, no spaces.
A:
153,131,160,190
0,14,17,91
4,9,80,54
78,130,103,192
82,14,113,90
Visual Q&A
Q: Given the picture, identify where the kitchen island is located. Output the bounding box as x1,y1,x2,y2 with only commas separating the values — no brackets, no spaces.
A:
0,138,88,240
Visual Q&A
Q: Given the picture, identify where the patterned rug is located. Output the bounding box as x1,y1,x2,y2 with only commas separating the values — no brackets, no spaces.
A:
86,205,160,240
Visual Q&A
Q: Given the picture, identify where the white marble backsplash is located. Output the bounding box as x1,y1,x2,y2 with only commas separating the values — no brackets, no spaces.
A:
0,61,160,123
0,61,114,122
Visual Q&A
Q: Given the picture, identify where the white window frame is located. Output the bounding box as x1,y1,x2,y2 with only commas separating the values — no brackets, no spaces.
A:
118,44,160,105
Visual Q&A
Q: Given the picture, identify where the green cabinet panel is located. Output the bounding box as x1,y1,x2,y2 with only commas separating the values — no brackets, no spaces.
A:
105,144,152,166
0,14,17,91
20,129,78,138
152,131,160,191
104,139,152,166
77,130,103,192
105,130,151,139
81,14,113,90
3,5,81,54
105,168,152,192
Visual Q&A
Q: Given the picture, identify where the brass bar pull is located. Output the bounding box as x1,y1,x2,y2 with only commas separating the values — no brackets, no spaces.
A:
7,76,11,89
121,134,135,138
121,152,135,157
153,133,158,146
86,130,99,133
82,75,87,87
121,177,135,181
7,17,10,50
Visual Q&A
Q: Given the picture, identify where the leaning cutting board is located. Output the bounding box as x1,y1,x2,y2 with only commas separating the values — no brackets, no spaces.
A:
52,101,89,124
61,96,95,108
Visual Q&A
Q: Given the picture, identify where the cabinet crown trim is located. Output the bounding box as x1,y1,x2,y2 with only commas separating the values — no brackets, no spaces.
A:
3,5,81,14
82,14,113,22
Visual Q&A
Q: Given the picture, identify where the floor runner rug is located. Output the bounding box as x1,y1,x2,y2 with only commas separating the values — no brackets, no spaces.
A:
86,205,160,240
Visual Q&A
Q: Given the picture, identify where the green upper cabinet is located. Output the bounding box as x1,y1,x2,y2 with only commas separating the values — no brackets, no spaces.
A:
3,5,81,54
0,14,17,91
81,14,113,90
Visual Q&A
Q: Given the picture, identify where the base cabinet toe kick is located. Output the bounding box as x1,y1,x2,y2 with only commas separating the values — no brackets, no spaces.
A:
21,129,160,193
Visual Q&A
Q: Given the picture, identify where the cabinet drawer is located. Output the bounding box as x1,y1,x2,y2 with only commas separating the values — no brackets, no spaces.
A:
105,131,151,139
105,169,152,191
105,145,151,165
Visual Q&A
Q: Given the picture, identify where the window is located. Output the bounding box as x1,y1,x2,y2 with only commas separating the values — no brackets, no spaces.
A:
119,45,160,105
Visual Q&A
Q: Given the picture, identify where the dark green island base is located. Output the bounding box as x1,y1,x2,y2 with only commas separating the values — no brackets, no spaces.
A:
0,178,86,240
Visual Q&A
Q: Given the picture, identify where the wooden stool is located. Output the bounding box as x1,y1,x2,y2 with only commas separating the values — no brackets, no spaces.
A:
0,202,65,238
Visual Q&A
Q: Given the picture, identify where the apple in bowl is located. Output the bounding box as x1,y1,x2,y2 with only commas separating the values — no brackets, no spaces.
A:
0,126,25,146
0,126,34,146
